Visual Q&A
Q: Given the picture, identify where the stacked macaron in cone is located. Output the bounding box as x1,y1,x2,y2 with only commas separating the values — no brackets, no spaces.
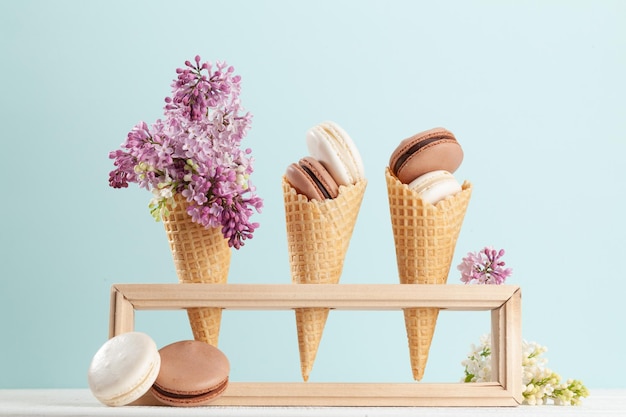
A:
283,121,366,382
386,127,472,381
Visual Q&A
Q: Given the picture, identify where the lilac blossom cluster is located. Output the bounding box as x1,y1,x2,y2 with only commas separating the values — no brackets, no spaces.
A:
462,334,589,405
457,247,512,285
109,56,262,249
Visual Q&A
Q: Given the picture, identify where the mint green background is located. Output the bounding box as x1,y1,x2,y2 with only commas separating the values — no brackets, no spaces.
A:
1,0,624,389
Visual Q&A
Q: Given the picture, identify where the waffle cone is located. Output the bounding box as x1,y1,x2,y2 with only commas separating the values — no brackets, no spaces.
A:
283,178,366,381
385,168,472,380
163,194,231,347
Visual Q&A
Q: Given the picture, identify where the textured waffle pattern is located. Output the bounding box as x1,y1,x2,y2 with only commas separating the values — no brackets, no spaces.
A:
402,308,440,381
385,168,472,380
283,177,366,381
163,194,231,347
295,307,330,381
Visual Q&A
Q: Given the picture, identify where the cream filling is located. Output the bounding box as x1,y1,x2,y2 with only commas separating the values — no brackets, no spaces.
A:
106,358,160,405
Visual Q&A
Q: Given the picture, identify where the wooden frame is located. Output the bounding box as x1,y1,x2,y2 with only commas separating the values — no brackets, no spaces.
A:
109,284,522,407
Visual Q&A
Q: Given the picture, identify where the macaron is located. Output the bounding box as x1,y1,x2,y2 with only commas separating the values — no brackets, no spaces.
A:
389,127,463,184
285,156,340,201
87,332,161,407
150,340,230,407
306,121,365,186
407,170,462,205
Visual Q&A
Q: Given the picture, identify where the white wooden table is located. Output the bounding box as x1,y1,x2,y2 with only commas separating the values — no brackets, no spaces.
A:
0,389,624,416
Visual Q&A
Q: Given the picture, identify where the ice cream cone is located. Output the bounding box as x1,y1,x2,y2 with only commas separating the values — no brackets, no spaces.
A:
283,177,366,381
163,194,231,347
385,167,471,381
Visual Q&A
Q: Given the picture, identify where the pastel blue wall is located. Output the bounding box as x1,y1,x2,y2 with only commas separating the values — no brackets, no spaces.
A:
1,0,624,389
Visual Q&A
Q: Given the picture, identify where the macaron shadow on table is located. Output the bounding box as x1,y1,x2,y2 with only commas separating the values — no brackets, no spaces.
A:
109,282,522,407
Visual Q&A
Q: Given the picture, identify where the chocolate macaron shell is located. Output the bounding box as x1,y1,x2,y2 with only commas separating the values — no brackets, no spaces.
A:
389,127,463,184
284,157,340,201
299,157,340,199
151,340,230,407
285,163,325,201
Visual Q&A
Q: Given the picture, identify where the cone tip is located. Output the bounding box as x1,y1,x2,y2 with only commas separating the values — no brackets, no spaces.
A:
413,369,424,381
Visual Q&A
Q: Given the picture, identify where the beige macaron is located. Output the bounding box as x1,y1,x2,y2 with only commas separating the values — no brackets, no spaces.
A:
87,332,161,407
408,170,462,205
306,121,365,186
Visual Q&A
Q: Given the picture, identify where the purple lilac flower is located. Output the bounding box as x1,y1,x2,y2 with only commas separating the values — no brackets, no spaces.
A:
108,56,262,248
457,247,512,285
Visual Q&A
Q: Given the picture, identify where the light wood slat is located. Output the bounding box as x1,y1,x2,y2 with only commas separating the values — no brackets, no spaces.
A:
111,284,519,311
505,288,523,403
108,286,134,337
132,383,518,407
491,304,505,388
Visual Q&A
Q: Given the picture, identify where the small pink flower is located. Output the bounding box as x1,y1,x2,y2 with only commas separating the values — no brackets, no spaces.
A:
458,247,512,285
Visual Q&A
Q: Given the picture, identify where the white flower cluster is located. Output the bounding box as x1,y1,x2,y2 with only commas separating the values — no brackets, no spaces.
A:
461,334,589,406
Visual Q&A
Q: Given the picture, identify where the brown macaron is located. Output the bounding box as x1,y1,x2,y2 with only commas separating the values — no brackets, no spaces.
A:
285,156,340,201
389,127,463,184
150,340,230,407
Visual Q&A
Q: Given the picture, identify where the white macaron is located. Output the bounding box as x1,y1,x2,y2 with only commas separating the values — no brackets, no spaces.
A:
407,170,462,205
306,121,365,186
87,332,161,407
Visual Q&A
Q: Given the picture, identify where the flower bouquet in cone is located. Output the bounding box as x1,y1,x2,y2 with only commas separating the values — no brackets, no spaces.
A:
283,122,366,381
109,56,263,346
162,194,231,346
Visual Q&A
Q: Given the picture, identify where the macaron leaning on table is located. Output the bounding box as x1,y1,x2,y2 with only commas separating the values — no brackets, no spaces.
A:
87,332,161,407
306,121,365,186
389,127,463,185
150,340,230,407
